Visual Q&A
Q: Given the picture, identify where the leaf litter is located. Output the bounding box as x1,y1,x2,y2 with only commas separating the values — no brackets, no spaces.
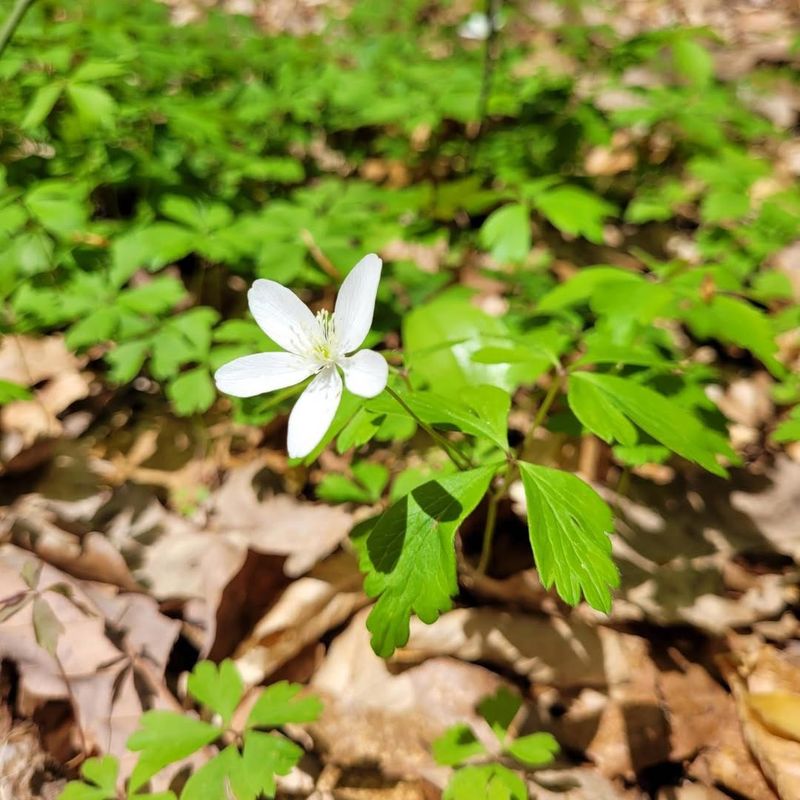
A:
4,2,800,800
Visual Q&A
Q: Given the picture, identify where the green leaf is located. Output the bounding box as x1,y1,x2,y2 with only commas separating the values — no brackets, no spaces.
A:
432,723,486,766
519,463,618,612
371,386,510,451
66,83,116,128
532,186,615,244
186,660,243,726
444,764,527,800
179,734,301,800
773,408,800,443
167,368,216,416
66,307,119,350
351,461,390,501
127,711,220,793
0,379,32,405
672,38,714,88
25,181,88,237
106,340,149,384
32,597,63,657
111,224,196,286
179,746,242,800
479,203,531,263
240,731,303,798
505,732,559,766
246,681,323,729
119,276,187,316
684,295,783,377
573,372,733,476
404,293,535,396
22,83,63,128
568,373,637,446
58,756,119,800
354,466,495,657
537,267,640,313
477,687,522,742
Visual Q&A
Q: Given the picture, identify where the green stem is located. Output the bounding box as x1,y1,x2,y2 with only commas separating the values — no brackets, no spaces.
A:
521,373,562,454
479,372,563,573
477,479,502,574
386,384,471,471
0,0,35,58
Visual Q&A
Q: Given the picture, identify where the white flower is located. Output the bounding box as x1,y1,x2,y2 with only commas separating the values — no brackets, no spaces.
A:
214,254,388,459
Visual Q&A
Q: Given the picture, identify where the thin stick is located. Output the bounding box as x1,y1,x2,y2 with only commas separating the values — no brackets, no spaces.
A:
0,0,36,59
385,385,471,471
521,373,562,454
477,480,502,574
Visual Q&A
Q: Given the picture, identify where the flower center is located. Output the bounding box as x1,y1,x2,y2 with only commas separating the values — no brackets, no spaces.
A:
311,309,339,364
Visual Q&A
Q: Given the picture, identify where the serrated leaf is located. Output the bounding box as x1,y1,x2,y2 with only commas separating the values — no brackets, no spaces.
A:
432,723,486,766
66,307,119,350
371,386,509,451
167,369,216,416
573,372,733,476
684,295,783,378
246,681,322,729
111,224,196,286
479,203,531,264
22,83,63,128
443,764,527,800
66,82,116,128
354,466,495,657
106,340,149,384
127,711,220,793
477,687,522,742
186,660,243,726
32,597,63,657
532,186,615,244
505,732,559,766
118,276,186,315
240,731,303,797
537,267,640,313
568,373,637,446
519,463,618,612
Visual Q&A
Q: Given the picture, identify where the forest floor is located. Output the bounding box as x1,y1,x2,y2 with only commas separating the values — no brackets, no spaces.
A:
2,1,800,799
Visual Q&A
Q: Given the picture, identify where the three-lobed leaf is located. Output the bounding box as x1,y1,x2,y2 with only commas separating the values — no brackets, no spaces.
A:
186,659,243,726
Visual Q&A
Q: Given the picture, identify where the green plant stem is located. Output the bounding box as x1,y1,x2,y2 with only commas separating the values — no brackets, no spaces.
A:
0,0,36,58
385,384,471,471
476,475,505,574
478,373,563,574
521,373,562,454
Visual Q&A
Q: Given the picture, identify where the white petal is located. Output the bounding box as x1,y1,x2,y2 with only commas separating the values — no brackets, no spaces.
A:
214,352,316,398
334,253,382,354
287,365,342,458
340,349,388,398
248,279,321,356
